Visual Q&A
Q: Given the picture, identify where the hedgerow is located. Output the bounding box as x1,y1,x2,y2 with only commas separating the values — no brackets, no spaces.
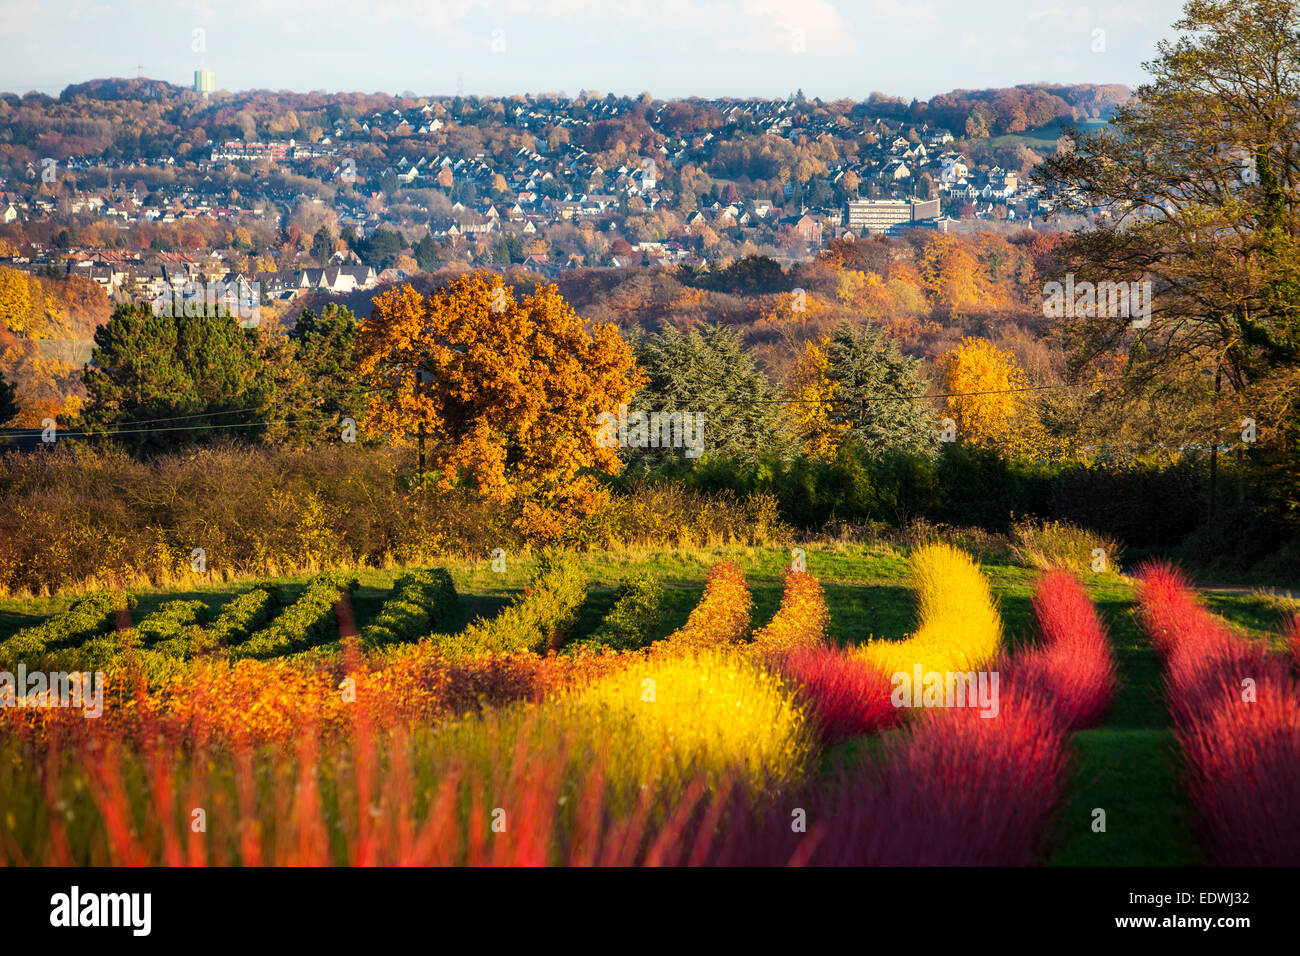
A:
40,627,191,688
434,557,586,659
231,573,358,661
750,571,829,653
662,561,751,649
0,591,135,668
208,586,279,647
569,574,663,652
138,600,209,651
360,569,458,651
856,542,1001,676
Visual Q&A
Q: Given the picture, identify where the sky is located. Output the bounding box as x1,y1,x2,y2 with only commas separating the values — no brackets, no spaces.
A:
1,1,1187,100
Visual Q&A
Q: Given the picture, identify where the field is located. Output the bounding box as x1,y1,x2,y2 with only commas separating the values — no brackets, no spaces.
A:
2,540,1296,867
985,118,1110,150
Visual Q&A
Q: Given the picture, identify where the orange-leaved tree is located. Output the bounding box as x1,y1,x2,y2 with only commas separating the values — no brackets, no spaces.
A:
919,235,982,317
357,273,643,539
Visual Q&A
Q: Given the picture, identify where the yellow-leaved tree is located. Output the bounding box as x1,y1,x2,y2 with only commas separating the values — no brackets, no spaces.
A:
941,337,1033,447
357,273,643,540
787,336,848,460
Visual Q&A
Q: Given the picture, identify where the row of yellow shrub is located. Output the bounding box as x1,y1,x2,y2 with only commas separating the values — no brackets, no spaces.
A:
855,542,1002,676
750,571,830,653
662,561,752,650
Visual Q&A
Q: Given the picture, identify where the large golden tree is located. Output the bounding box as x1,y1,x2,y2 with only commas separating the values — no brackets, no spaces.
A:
357,273,642,539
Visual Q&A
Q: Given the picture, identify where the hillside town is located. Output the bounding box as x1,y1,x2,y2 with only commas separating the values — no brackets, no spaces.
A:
0,78,1113,308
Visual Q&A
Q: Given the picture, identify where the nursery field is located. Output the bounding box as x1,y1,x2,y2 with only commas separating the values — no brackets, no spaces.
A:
1,541,1297,867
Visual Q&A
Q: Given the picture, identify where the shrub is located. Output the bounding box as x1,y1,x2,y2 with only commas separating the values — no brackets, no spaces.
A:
0,716,732,865
232,572,358,661
750,571,828,653
409,647,812,817
435,557,586,659
713,684,1068,866
822,695,1066,864
856,542,1001,677
553,647,813,804
137,600,209,649
1135,563,1300,865
39,626,192,688
772,645,902,744
0,591,135,668
208,586,278,647
1011,518,1123,573
1177,679,1300,866
570,574,664,652
402,647,810,814
1002,569,1117,730
662,561,751,649
360,569,458,651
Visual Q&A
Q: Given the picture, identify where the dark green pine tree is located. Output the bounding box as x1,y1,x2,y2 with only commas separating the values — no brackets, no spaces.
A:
81,303,274,450
632,323,787,460
413,231,441,273
312,226,336,267
277,304,367,445
823,321,939,458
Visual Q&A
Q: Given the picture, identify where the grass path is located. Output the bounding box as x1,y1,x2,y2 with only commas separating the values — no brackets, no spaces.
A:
1044,581,1203,865
1043,576,1293,865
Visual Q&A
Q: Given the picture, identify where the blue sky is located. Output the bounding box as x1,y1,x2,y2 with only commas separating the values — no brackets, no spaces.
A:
3,1,1185,99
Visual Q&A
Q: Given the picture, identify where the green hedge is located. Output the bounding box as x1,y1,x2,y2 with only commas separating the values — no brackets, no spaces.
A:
43,629,187,686
569,574,663,653
0,591,136,668
639,442,1219,547
360,569,457,651
209,586,278,647
137,600,209,647
230,572,358,661
434,556,586,659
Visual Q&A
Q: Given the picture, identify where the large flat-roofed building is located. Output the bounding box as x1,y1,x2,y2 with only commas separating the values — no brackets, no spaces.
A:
845,198,941,236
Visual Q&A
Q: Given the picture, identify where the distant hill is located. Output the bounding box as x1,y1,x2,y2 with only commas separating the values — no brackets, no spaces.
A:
58,76,183,102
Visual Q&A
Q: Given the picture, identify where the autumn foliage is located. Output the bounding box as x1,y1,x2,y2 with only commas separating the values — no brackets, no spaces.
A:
662,561,753,649
941,336,1030,447
357,273,643,539
1003,568,1118,730
1135,564,1300,865
750,569,830,652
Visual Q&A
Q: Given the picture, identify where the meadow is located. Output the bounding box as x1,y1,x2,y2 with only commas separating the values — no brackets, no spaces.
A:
0,539,1296,866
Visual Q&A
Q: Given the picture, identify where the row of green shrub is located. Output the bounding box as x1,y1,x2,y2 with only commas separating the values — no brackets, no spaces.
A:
40,626,191,686
209,586,279,647
433,556,586,659
567,574,664,653
231,573,359,661
138,600,209,655
0,591,136,669
361,569,457,651
41,590,264,681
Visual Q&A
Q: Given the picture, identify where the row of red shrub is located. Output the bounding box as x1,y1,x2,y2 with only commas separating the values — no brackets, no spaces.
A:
1003,568,1118,730
1135,563,1300,866
743,567,1116,864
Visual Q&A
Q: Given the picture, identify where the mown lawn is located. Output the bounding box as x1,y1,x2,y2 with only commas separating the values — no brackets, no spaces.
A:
2,541,1294,866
